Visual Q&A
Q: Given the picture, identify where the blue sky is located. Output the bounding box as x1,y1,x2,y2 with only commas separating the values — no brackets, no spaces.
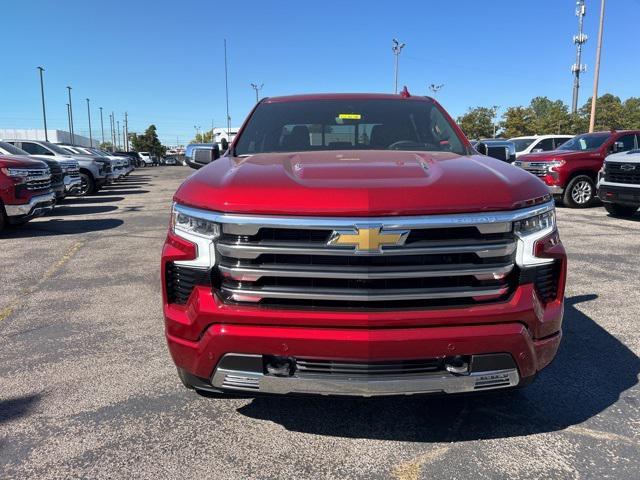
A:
1,0,638,145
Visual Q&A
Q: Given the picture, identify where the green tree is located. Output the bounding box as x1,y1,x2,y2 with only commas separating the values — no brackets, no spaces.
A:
192,129,214,143
622,97,640,129
500,106,535,138
580,94,625,131
99,141,114,151
529,97,571,134
131,125,166,157
456,106,498,139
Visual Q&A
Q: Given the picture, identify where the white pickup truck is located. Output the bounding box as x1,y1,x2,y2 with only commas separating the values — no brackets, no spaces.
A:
597,149,640,218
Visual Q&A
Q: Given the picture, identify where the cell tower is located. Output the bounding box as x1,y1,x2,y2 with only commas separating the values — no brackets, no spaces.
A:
571,0,588,114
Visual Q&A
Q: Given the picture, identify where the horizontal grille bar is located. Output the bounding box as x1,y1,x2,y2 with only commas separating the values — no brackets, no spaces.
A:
296,358,443,376
221,284,509,303
219,263,513,281
217,241,516,259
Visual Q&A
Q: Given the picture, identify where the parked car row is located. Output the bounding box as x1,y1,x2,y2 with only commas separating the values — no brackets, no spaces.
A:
0,140,138,232
472,131,640,215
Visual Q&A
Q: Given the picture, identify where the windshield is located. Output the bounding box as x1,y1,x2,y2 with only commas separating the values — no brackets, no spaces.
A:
557,133,609,151
44,142,76,156
0,141,29,155
510,138,536,152
234,99,467,156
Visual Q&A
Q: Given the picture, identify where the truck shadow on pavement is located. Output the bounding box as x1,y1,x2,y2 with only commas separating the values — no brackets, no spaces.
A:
62,196,125,205
2,218,124,238
0,393,41,426
48,205,119,216
237,294,640,442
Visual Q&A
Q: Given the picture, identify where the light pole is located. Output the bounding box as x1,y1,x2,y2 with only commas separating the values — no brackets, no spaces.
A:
111,111,116,148
37,67,48,141
99,107,105,147
124,112,129,151
392,38,406,94
589,0,606,133
429,84,444,97
117,120,121,149
66,103,72,139
224,39,231,137
67,86,75,145
250,83,264,103
86,98,93,147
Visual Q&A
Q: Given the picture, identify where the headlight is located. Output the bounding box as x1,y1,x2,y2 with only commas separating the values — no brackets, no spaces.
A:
546,160,564,171
172,206,220,238
514,210,555,236
514,207,557,266
170,203,219,268
0,167,48,184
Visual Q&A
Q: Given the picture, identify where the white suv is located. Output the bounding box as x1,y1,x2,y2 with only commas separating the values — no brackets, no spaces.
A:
597,149,640,218
138,151,153,166
509,135,574,158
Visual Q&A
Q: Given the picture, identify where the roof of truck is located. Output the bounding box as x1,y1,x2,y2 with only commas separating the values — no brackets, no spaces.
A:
262,93,435,103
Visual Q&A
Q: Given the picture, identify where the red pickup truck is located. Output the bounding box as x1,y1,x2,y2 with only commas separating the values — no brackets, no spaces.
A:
1,154,55,232
162,93,566,397
514,130,640,208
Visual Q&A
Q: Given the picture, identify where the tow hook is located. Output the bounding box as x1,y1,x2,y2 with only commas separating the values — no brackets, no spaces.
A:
264,356,296,377
445,356,470,375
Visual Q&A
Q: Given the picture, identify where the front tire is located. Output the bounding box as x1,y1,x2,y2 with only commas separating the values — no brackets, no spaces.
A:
604,203,638,218
563,175,596,208
78,172,96,196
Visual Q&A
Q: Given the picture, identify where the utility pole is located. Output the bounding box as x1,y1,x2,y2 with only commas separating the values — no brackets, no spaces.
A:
67,86,75,145
392,38,406,94
429,84,444,97
571,0,588,114
111,112,116,148
117,120,121,149
66,104,72,140
99,107,105,147
589,0,606,133
250,83,263,103
211,119,215,143
37,67,48,141
86,98,93,147
224,39,231,137
124,112,129,151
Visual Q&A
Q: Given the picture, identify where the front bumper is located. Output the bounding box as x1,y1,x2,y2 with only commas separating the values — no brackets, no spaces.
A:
64,175,81,193
165,281,565,396
598,182,640,206
547,185,564,195
4,191,56,218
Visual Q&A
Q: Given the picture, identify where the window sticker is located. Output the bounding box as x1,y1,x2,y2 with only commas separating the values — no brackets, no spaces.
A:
338,113,362,120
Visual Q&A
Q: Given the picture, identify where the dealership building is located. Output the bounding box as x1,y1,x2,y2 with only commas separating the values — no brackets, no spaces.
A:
0,129,96,148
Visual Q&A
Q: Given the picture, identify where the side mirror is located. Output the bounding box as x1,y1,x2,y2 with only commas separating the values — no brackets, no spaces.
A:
475,142,488,155
612,141,625,153
220,138,229,153
190,145,220,169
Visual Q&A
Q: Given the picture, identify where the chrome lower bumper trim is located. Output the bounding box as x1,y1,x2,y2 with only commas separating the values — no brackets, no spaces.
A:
64,176,81,191
211,356,520,397
4,192,56,217
548,185,564,195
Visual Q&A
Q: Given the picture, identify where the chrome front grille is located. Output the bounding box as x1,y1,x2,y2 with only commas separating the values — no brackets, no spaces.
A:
25,170,52,191
605,162,640,185
214,212,520,309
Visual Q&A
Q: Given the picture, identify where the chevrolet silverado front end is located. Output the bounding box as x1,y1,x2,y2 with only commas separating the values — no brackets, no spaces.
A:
162,93,566,397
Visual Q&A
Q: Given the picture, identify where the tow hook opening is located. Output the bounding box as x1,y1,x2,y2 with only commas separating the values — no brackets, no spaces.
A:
445,355,470,375
263,355,296,377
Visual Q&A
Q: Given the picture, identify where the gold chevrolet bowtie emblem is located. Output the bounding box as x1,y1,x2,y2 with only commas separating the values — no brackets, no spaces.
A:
328,226,408,253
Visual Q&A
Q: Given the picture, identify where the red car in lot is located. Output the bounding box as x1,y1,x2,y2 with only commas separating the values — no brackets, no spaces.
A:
0,154,55,232
514,130,640,208
162,93,567,397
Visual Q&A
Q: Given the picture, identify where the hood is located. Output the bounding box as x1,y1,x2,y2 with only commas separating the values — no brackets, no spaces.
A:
519,149,603,162
606,150,640,163
174,150,549,216
0,155,48,169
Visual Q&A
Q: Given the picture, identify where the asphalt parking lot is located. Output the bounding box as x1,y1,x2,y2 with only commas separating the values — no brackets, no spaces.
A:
1,167,638,479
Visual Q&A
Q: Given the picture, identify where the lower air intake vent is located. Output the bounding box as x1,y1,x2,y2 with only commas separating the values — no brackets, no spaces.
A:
165,263,211,305
222,374,260,390
534,262,560,303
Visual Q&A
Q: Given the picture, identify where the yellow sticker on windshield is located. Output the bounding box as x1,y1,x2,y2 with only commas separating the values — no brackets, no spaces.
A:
338,113,361,120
